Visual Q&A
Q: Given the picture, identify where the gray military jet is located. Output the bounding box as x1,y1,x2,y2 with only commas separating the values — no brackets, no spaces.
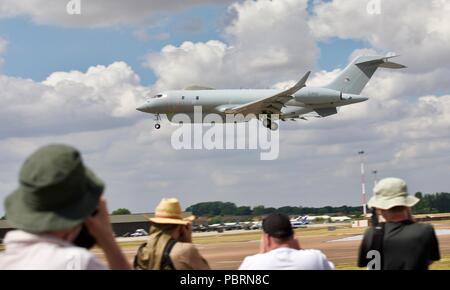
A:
137,55,405,130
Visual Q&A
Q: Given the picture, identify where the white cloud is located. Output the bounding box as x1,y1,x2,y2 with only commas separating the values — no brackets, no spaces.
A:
1,0,450,215
0,62,146,138
145,40,229,90
348,48,380,62
393,140,450,167
145,0,318,91
272,69,341,90
0,0,233,27
375,95,450,142
309,0,450,72
210,170,241,187
1,62,450,214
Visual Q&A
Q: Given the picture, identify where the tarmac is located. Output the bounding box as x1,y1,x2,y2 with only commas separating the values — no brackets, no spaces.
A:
95,221,450,270
197,222,450,269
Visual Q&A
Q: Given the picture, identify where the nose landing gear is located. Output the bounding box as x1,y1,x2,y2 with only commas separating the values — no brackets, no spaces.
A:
154,114,161,129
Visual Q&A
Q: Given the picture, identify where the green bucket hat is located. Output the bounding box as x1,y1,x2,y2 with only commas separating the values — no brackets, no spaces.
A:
367,177,419,210
4,144,104,233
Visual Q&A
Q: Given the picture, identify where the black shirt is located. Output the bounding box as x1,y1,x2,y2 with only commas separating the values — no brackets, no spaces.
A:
358,220,440,270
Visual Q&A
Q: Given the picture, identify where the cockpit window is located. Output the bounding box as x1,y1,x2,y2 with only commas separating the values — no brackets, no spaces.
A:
146,93,166,101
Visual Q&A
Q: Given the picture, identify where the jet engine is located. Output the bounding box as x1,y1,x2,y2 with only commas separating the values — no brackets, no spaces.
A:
294,87,343,104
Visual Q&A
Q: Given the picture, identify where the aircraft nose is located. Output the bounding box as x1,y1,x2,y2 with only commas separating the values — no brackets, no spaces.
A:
136,98,169,113
136,103,149,112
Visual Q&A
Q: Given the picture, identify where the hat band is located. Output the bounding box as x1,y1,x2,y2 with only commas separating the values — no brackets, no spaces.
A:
154,213,183,220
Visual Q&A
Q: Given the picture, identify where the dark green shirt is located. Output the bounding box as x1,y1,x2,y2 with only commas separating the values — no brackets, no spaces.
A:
358,220,440,270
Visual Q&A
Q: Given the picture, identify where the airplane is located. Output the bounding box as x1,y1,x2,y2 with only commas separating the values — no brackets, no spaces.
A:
223,222,243,231
290,216,310,228
250,221,262,230
207,223,226,233
137,55,405,130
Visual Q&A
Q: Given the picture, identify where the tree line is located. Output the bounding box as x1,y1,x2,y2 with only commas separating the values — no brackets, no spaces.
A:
413,192,450,214
185,192,450,217
3,192,445,219
185,201,363,217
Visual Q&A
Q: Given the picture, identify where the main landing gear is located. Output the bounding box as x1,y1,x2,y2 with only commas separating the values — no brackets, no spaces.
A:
262,116,279,131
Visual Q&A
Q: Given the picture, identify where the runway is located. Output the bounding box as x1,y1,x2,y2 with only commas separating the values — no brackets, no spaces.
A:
94,221,450,270
198,224,450,269
328,229,450,243
197,233,363,269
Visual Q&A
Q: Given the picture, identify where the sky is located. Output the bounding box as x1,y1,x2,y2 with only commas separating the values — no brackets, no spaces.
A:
0,0,449,214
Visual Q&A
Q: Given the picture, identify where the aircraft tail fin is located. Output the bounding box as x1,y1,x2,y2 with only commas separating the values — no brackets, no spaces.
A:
325,55,406,94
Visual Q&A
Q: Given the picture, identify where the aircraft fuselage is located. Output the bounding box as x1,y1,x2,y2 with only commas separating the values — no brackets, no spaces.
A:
137,87,368,120
137,55,405,129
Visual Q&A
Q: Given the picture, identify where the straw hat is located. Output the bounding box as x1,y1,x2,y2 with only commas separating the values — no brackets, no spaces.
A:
148,198,195,225
367,177,420,210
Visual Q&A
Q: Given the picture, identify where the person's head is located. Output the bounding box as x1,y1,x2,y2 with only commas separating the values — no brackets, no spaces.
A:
377,206,413,222
368,177,419,222
148,198,195,242
4,144,104,242
149,223,190,242
260,213,297,252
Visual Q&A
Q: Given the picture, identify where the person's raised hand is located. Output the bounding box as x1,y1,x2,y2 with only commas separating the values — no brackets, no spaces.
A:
179,223,193,243
85,197,131,270
85,197,115,248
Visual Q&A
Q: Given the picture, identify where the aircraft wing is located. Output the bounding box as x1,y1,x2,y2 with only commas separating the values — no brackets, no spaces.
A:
224,71,311,115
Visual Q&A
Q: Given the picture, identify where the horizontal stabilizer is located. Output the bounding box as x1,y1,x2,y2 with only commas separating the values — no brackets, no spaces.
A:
355,55,406,69
379,61,406,69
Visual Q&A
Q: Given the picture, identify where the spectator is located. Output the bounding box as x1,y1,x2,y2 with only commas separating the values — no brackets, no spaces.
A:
134,198,210,270
239,213,334,270
0,144,130,270
358,177,441,270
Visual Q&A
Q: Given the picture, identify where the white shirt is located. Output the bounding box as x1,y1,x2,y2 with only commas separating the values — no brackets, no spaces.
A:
0,230,107,270
239,247,334,270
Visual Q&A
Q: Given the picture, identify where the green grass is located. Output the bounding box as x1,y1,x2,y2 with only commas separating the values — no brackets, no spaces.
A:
430,257,450,270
